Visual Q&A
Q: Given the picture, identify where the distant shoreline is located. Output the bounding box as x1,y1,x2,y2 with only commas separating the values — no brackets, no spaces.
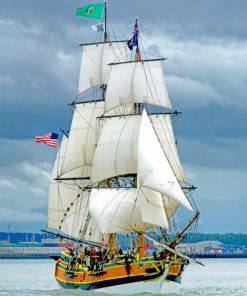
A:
194,253,247,259
1,253,247,260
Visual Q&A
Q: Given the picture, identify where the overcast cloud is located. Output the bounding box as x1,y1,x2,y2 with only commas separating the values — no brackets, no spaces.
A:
0,0,246,233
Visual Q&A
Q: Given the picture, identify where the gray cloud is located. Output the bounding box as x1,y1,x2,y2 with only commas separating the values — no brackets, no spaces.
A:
145,31,247,109
185,165,247,233
179,136,247,171
0,158,51,227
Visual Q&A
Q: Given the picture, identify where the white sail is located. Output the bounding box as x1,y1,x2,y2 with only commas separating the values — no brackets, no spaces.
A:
90,115,140,184
78,41,128,95
162,195,180,220
105,59,172,112
61,101,104,177
59,190,102,242
139,187,168,228
150,114,187,183
48,175,82,232
89,188,168,233
52,135,68,178
47,135,91,234
138,110,193,211
47,135,70,231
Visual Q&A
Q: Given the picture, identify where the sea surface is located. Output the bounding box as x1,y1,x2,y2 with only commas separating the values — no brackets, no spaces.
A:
0,258,246,296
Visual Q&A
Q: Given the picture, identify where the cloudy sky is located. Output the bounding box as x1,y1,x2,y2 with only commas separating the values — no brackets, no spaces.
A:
1,0,247,233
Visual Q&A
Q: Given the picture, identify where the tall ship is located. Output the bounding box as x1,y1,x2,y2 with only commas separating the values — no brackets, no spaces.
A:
44,2,201,294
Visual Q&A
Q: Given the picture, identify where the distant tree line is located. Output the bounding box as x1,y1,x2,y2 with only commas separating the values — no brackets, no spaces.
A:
1,232,247,245
0,232,48,243
183,233,247,245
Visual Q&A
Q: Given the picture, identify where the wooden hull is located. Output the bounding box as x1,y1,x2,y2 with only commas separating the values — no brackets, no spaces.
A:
55,251,183,293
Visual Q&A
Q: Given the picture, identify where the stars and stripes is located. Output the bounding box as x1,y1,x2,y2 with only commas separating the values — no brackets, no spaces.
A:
35,132,59,147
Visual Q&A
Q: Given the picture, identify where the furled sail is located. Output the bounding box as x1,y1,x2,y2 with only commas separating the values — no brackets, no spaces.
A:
105,59,172,112
60,101,104,177
90,115,141,184
78,41,128,95
89,188,168,233
150,114,187,183
138,110,193,211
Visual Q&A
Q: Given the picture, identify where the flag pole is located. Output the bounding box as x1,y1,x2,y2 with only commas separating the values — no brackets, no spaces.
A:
104,1,107,41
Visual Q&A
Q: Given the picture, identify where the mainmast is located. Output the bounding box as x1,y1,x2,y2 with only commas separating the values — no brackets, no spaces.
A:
101,1,108,100
133,18,142,115
133,17,144,256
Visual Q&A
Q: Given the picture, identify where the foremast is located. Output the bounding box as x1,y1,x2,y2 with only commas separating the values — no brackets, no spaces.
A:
46,2,128,245
88,17,196,256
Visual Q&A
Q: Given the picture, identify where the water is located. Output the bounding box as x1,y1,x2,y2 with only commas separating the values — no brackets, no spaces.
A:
0,259,246,295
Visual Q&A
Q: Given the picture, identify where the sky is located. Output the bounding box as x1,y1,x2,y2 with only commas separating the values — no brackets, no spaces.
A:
0,0,247,234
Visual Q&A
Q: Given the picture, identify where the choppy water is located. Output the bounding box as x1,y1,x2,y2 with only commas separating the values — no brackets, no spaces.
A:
0,259,246,295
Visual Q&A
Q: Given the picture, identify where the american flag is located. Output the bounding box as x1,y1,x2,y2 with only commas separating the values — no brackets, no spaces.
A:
35,132,59,147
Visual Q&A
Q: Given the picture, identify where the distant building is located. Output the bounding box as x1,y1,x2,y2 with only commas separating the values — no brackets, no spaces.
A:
176,240,223,254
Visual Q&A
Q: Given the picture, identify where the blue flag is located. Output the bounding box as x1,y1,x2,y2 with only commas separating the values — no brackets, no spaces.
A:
127,32,138,50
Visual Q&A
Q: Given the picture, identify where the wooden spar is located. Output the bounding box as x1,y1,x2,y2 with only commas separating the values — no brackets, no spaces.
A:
142,232,204,266
41,229,104,248
168,211,200,249
134,17,142,113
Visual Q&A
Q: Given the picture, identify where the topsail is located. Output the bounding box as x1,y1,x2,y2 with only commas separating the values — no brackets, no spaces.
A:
105,59,172,112
78,41,128,95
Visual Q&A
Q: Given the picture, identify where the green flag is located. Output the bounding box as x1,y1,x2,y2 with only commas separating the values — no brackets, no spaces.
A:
76,3,104,20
